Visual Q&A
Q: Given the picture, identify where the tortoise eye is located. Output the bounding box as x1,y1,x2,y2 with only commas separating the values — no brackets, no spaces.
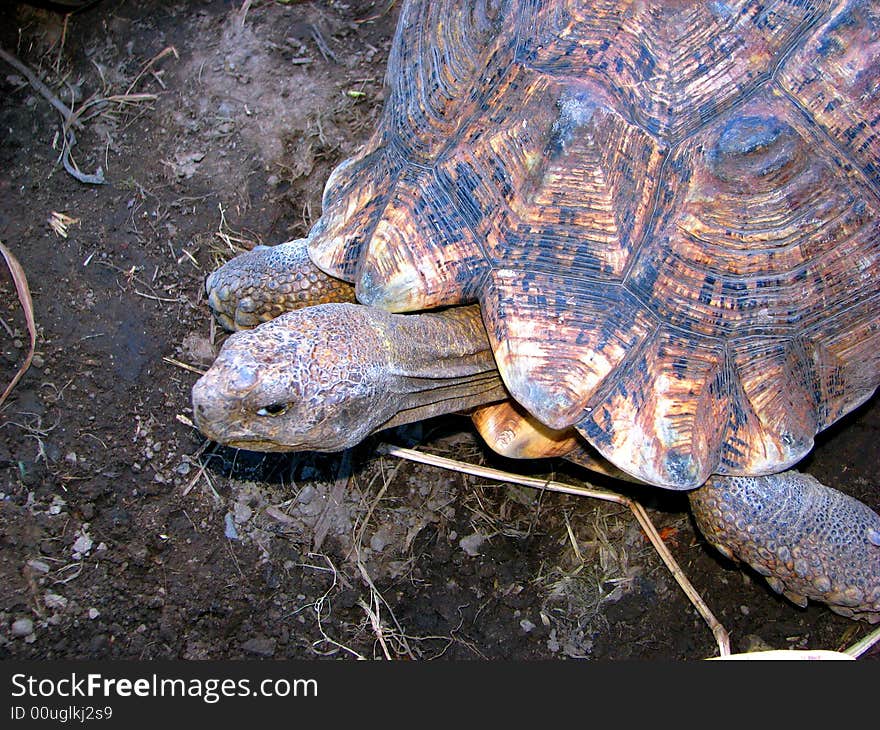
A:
257,402,289,417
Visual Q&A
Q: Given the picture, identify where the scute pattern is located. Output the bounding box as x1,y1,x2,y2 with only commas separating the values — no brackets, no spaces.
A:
778,0,880,188
805,296,880,429
481,268,657,429
578,328,730,486
458,80,665,277
386,0,519,162
308,145,403,279
625,92,880,339
517,0,831,139
355,166,490,310
305,0,880,488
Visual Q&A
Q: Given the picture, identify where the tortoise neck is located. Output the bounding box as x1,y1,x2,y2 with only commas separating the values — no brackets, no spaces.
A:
378,304,509,429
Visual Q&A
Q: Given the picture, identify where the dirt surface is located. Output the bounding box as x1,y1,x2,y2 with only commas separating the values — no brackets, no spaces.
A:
0,0,877,662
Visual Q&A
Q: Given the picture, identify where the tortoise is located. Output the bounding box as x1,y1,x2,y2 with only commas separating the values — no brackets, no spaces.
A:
192,0,880,623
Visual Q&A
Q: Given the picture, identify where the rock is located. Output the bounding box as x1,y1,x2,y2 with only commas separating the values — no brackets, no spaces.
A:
233,502,253,524
369,526,394,552
743,634,775,653
224,512,239,540
47,496,66,515
44,593,68,610
26,559,50,574
180,333,216,365
459,532,486,557
11,618,33,638
241,636,276,657
72,531,93,556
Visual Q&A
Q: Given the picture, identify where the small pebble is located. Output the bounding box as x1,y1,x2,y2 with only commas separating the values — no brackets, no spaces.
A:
88,608,100,620
520,619,536,633
224,513,239,540
241,637,276,657
233,502,253,524
72,532,93,556
369,526,393,553
743,634,774,653
459,533,485,557
44,593,68,610
11,618,33,638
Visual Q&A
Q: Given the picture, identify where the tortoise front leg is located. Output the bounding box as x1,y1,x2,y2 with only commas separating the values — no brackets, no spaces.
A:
206,238,356,330
690,472,880,622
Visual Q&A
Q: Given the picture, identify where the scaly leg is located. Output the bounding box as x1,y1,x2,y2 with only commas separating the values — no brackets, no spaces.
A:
205,238,355,330
690,472,880,622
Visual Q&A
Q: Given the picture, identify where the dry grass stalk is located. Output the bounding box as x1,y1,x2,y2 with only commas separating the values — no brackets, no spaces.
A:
0,241,36,409
162,356,206,376
349,457,416,660
124,46,179,96
48,211,80,238
844,623,880,659
207,204,263,272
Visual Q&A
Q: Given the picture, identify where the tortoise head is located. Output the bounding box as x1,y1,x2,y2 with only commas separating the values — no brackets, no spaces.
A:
192,304,401,452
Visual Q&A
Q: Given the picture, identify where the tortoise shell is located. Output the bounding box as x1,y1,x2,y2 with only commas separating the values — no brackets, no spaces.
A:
306,0,880,489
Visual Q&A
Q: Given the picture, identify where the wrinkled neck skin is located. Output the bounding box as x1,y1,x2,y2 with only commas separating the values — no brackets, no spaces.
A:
192,303,508,452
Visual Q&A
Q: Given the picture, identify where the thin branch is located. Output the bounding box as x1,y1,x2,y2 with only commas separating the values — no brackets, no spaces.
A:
0,46,83,128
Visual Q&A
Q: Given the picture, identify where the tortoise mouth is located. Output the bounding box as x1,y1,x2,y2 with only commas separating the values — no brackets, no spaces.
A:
224,438,292,453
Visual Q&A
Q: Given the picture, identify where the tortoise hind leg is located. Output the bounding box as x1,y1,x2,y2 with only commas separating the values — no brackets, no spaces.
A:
690,471,880,622
206,238,355,331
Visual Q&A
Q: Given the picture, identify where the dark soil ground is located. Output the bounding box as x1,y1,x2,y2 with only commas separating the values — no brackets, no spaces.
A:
0,0,877,661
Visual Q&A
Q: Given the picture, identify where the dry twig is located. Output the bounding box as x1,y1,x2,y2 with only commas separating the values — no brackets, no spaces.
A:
0,45,165,184
124,46,179,96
